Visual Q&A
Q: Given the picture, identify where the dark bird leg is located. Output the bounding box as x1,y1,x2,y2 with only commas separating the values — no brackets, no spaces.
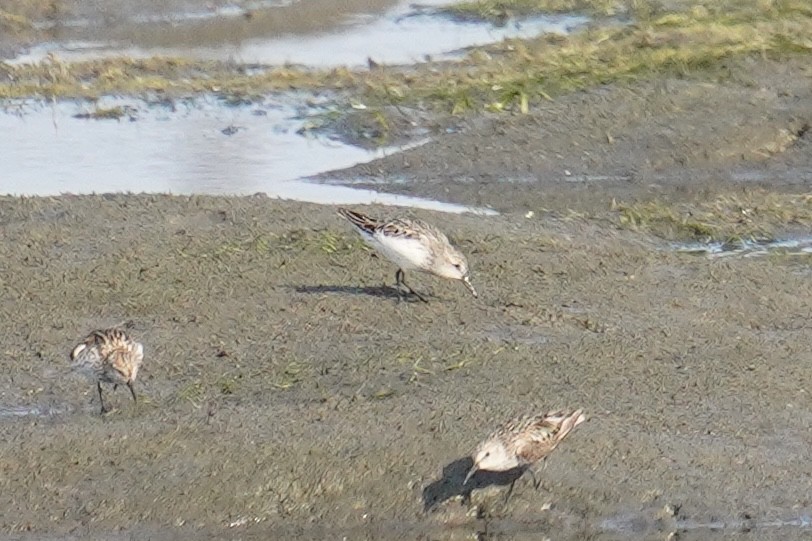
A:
528,468,541,490
395,269,428,303
127,381,137,403
97,381,109,414
503,479,517,504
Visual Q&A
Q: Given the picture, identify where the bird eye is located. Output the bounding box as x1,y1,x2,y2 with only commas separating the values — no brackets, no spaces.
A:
484,452,490,457
453,263,462,270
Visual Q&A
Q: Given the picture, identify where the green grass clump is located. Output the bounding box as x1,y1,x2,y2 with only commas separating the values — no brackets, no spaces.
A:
0,0,810,115
407,0,812,113
618,201,719,239
74,105,136,120
616,191,812,241
0,57,361,99
272,362,304,390
442,0,625,22
0,9,33,32
279,229,366,254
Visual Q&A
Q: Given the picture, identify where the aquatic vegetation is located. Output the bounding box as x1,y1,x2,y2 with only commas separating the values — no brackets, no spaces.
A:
0,0,809,115
441,0,627,22
615,191,812,241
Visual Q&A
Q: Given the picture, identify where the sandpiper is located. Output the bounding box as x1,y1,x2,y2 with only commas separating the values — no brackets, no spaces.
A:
70,328,144,414
464,409,586,497
337,207,477,302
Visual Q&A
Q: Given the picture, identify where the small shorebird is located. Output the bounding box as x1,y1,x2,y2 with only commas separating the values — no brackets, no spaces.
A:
70,328,144,414
464,409,586,498
337,207,477,302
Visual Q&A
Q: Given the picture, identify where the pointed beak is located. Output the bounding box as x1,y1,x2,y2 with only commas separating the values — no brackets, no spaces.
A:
463,463,478,485
462,275,478,298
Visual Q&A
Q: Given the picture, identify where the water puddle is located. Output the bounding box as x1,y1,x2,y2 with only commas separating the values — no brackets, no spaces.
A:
2,0,580,214
600,510,812,536
9,1,586,67
0,513,809,541
674,237,812,258
675,515,812,533
29,0,293,29
220,509,812,539
0,96,496,214
0,404,66,418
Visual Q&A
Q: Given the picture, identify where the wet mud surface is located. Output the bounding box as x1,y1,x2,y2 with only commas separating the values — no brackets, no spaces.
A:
1,186,810,540
2,7,812,540
326,56,812,214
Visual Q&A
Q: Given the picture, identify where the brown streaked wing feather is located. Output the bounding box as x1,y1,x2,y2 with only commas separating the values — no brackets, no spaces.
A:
381,218,447,243
107,350,136,382
337,208,380,234
514,418,562,464
92,328,113,342
100,328,131,348
79,329,137,368
513,410,587,464
380,219,420,240
83,329,116,353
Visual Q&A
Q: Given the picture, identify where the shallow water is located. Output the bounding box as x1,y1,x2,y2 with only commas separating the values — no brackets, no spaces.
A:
599,511,812,537
10,0,586,67
675,237,812,258
0,405,66,418
0,96,496,213
3,0,582,213
0,505,807,540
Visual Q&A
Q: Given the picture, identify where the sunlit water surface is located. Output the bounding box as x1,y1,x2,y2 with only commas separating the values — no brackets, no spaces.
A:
0,97,497,213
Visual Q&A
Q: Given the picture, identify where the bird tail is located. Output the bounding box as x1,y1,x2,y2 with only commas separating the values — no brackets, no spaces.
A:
337,208,379,234
549,409,587,443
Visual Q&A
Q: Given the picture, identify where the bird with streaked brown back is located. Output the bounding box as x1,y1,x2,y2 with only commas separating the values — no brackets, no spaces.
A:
464,409,586,493
337,207,477,302
70,328,144,414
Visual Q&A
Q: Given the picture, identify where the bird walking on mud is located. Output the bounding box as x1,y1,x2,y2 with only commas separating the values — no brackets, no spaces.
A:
465,409,586,500
70,328,144,414
337,207,477,302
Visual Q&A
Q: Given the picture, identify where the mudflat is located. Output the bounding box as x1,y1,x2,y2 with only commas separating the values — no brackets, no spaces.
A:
2,167,811,540
2,4,812,540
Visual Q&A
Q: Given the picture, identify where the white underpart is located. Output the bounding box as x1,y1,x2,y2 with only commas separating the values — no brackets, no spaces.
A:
131,343,144,381
363,230,432,271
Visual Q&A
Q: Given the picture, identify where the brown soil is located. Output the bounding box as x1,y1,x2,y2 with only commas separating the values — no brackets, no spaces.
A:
1,37,811,541
326,56,812,215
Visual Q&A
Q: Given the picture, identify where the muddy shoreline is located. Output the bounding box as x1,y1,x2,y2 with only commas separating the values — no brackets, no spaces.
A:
319,56,812,215
1,181,811,539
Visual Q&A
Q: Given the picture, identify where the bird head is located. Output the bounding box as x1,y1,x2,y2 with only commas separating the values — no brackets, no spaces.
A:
464,439,515,484
437,249,478,297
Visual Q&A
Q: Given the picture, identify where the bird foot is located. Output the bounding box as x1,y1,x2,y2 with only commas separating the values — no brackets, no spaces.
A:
395,269,429,303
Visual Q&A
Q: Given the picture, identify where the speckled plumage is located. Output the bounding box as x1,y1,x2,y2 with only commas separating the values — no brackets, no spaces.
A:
465,409,586,487
70,328,143,414
337,207,477,301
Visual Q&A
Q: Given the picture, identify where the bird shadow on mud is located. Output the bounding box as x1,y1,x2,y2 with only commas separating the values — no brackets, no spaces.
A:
422,457,527,512
292,285,433,302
